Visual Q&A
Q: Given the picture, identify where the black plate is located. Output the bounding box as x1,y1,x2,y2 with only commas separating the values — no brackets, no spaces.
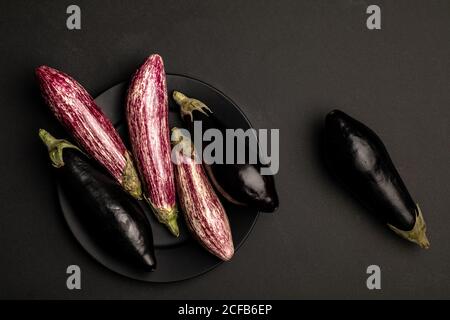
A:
57,74,259,282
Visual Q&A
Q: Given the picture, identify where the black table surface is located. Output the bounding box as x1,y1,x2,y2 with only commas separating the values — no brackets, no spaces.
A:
1,0,449,299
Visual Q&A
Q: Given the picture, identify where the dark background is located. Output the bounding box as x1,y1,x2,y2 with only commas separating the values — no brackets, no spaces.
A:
1,0,449,299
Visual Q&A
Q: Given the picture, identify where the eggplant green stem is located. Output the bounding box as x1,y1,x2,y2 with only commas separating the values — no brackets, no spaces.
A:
121,151,143,200
173,91,212,122
171,127,197,159
164,213,180,238
388,204,430,249
145,195,179,237
38,129,80,168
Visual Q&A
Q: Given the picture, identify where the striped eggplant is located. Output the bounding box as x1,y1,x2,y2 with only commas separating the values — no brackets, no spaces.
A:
126,54,179,236
36,66,142,199
39,129,156,271
171,128,234,261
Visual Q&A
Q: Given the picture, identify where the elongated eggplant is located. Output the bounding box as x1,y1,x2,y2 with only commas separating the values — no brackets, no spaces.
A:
172,128,234,261
126,54,179,236
172,91,278,213
36,66,142,199
324,110,429,248
39,129,156,270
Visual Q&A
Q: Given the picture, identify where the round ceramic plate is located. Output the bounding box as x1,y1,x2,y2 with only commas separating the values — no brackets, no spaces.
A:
57,74,259,282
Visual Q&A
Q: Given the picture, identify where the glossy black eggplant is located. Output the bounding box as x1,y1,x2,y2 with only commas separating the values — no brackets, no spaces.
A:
39,129,157,270
172,91,278,213
324,110,429,248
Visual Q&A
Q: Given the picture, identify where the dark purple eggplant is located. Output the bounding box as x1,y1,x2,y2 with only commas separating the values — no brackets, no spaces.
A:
39,129,156,270
172,91,279,213
324,110,429,248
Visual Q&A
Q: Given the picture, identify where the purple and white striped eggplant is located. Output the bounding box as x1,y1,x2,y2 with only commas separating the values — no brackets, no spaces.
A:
126,54,179,236
171,128,234,261
36,66,142,199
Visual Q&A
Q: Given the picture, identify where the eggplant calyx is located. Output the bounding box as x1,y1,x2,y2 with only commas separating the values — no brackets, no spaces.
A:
388,204,430,249
171,127,198,159
38,129,81,168
145,195,180,237
173,90,212,122
163,213,180,238
121,151,143,200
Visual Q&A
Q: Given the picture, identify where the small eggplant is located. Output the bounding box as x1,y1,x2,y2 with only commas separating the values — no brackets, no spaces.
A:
171,128,234,261
36,66,142,199
126,54,179,236
172,91,279,213
324,110,429,248
39,129,156,270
